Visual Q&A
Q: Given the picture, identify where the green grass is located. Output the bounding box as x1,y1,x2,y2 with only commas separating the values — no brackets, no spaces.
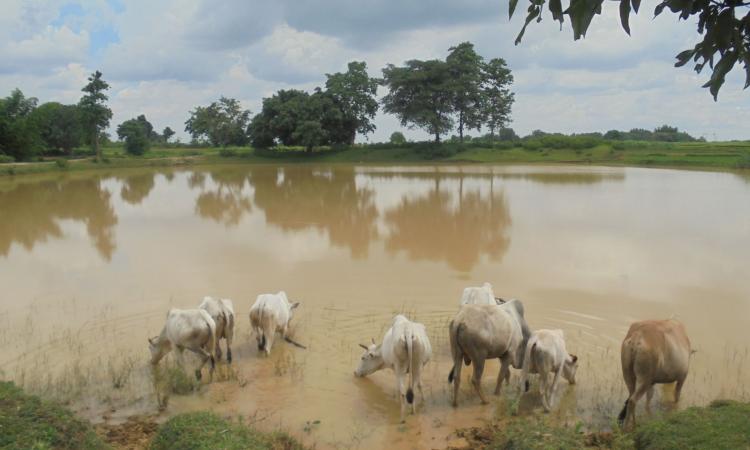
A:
2,141,750,177
0,381,108,450
149,411,304,450
633,400,750,450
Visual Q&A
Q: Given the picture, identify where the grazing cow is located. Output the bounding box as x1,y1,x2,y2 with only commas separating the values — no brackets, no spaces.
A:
459,282,509,306
148,308,216,380
354,315,432,422
448,299,531,406
249,291,300,355
618,319,692,430
199,296,235,363
519,329,578,412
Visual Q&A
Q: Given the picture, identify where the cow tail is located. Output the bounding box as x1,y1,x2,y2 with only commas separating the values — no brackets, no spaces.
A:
405,327,415,404
448,321,464,384
258,301,267,351
521,340,536,392
199,309,217,369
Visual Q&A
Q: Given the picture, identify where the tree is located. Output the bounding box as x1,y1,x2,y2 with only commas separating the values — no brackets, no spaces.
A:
185,97,251,147
292,120,328,152
511,0,750,99
0,89,40,161
163,126,175,143
78,71,112,160
29,102,83,154
382,59,454,143
497,127,519,141
446,42,485,142
481,58,515,140
324,61,380,144
390,131,407,144
117,118,150,155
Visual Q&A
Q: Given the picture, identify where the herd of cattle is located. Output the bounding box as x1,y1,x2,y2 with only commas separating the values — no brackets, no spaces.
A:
147,282,693,429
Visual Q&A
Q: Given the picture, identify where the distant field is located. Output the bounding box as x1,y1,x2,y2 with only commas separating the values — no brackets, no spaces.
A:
1,140,749,177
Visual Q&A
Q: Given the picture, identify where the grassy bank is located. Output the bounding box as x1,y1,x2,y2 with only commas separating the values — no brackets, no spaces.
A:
454,399,750,450
1,140,749,177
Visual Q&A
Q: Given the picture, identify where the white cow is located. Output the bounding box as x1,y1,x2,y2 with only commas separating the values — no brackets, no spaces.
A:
459,282,507,306
354,315,432,422
519,329,578,412
199,296,235,363
148,308,217,380
249,291,300,355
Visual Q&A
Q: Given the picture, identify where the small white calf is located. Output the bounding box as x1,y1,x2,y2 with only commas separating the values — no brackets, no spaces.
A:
354,315,432,422
199,296,235,363
148,308,216,380
519,329,578,412
249,291,300,355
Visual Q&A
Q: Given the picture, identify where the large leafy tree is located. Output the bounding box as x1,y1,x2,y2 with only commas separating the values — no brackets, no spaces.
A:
324,61,380,144
29,102,83,154
117,117,151,155
446,42,485,142
511,0,750,99
78,71,112,160
185,97,251,147
0,89,40,161
481,58,515,140
163,126,175,143
249,90,312,148
382,59,455,143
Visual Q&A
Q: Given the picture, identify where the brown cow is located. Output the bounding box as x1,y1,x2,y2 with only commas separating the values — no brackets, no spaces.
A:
618,319,692,429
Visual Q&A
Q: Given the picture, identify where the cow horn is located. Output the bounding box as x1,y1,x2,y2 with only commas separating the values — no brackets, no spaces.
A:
359,344,369,351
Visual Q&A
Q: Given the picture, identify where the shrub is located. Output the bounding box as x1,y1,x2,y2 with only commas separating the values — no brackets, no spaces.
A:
219,147,238,157
0,382,107,449
389,131,407,145
0,154,14,164
55,158,69,169
150,412,305,450
735,155,750,169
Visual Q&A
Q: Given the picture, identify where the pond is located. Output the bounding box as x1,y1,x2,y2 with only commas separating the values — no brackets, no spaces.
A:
1,164,749,449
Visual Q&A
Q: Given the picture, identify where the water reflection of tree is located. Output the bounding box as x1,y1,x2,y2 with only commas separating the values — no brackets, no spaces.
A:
384,177,511,272
251,167,378,258
0,178,118,260
119,173,156,205
193,169,252,227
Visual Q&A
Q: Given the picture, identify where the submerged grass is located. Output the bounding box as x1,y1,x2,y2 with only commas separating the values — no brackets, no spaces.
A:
0,381,108,449
149,411,305,450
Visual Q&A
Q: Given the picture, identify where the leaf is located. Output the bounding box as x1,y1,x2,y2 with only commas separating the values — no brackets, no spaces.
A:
674,49,695,67
510,0,519,18
631,0,641,14
706,51,738,100
515,7,541,45
549,0,564,23
620,0,631,35
654,2,666,16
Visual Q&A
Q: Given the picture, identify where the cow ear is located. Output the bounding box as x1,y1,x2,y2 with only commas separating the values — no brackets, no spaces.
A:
290,302,300,310
359,344,369,351
148,337,155,345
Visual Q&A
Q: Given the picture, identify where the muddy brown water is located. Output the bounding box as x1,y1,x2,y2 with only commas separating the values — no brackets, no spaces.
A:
1,164,749,449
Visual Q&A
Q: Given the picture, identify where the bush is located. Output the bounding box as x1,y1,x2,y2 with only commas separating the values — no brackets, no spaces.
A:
735,155,750,169
150,412,305,450
389,131,407,145
219,147,238,157
0,382,107,449
0,154,14,163
55,158,69,169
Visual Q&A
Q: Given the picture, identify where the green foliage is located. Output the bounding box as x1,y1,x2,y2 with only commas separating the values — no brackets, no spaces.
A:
117,117,151,155
634,400,750,449
0,382,107,449
55,158,69,169
292,120,328,152
482,58,515,138
389,131,407,144
162,126,175,143
736,155,750,169
511,0,750,99
447,42,485,141
382,59,455,143
78,71,112,159
0,154,14,163
29,102,83,154
150,412,305,450
185,97,251,147
219,147,238,157
324,61,380,144
0,89,42,161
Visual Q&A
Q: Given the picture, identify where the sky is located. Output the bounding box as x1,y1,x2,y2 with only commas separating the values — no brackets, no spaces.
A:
1,0,748,142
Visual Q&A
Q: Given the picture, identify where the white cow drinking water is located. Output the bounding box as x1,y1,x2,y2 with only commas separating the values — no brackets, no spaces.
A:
519,329,578,412
459,282,507,306
199,296,235,363
354,315,432,422
249,291,300,355
148,308,217,381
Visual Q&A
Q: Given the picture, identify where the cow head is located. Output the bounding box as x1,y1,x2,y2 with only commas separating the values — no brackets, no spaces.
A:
563,354,579,384
148,336,164,365
288,301,301,320
354,338,384,377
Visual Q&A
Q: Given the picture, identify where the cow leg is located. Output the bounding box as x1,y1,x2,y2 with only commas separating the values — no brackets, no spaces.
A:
547,365,563,412
187,346,215,381
397,374,407,423
495,356,511,395
674,377,686,403
418,379,425,405
471,359,488,404
625,381,651,431
645,385,655,413
225,330,233,364
539,371,551,412
451,356,463,407
215,339,222,362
